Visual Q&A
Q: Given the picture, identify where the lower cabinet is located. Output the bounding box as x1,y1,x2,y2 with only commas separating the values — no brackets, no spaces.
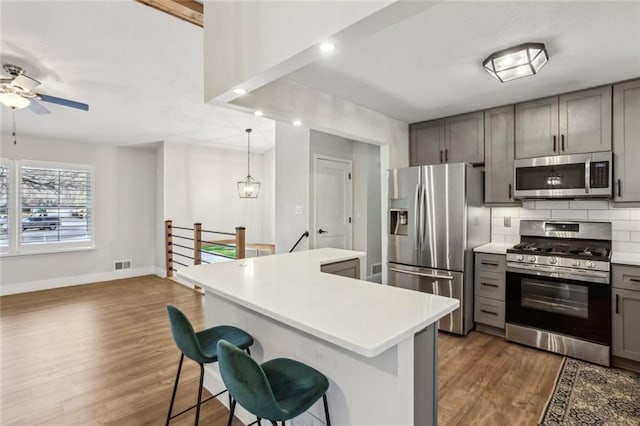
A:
474,253,506,333
321,258,361,279
612,265,640,362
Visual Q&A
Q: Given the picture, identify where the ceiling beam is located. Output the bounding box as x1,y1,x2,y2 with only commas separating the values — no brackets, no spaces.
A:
136,0,203,28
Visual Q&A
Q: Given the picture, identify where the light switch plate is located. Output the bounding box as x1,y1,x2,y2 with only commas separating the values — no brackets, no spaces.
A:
504,216,511,227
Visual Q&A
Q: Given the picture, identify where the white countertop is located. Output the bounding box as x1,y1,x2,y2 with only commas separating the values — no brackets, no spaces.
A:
611,251,640,267
178,248,459,357
473,242,513,255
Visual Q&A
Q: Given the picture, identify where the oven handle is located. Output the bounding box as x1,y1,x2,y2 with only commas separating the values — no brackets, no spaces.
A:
506,263,610,285
615,294,619,314
389,267,454,280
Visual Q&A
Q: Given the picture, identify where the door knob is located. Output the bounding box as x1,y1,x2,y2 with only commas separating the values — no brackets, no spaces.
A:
318,229,327,234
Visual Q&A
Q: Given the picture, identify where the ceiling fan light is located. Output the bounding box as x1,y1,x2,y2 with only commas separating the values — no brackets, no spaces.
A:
0,92,30,109
482,42,549,83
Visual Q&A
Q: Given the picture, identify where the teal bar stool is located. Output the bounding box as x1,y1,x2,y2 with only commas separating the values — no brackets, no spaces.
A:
217,339,331,426
166,304,254,425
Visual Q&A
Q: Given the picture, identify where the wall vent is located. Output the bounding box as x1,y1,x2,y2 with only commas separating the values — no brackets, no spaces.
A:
115,260,132,271
371,263,382,275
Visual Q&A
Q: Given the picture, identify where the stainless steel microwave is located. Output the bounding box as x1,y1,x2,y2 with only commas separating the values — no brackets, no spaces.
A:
513,152,612,199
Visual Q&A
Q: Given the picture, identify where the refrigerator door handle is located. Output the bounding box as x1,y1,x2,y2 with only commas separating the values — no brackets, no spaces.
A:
414,183,421,251
421,184,427,251
389,267,455,280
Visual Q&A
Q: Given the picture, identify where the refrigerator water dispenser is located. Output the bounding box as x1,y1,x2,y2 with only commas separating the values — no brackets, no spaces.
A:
390,209,408,235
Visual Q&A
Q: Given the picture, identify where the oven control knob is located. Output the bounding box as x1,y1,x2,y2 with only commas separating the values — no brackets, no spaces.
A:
571,260,581,267
527,256,536,263
517,255,524,261
586,261,596,268
548,257,558,265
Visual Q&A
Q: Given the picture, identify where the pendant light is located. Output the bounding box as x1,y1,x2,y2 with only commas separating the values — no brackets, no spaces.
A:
237,128,260,198
483,42,549,83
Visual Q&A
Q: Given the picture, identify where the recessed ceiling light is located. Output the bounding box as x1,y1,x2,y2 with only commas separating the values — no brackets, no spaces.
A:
293,120,302,126
254,110,264,117
319,42,335,53
232,88,248,95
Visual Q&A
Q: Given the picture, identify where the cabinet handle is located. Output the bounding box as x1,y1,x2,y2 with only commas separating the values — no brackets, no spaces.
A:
629,278,640,283
445,149,448,162
508,183,512,200
618,179,622,198
561,134,565,152
553,135,557,152
615,294,619,314
481,282,499,288
480,261,499,266
440,150,443,163
480,309,498,316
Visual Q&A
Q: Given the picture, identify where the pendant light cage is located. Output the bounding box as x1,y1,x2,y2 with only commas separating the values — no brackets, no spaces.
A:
483,42,549,83
238,128,261,198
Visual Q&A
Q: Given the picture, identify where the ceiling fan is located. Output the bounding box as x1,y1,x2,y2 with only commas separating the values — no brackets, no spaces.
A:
0,64,89,114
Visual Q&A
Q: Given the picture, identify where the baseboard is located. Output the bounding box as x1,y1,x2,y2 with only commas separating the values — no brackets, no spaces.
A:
0,266,156,296
367,273,382,283
475,323,506,338
612,355,640,373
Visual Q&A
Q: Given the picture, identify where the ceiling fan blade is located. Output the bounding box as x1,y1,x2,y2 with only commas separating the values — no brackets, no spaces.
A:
36,93,89,111
13,74,41,91
28,99,50,115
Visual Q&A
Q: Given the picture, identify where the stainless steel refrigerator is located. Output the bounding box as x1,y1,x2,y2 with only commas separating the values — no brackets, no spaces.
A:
387,163,490,335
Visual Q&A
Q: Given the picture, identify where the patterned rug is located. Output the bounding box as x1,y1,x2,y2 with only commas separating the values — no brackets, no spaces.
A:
539,358,640,425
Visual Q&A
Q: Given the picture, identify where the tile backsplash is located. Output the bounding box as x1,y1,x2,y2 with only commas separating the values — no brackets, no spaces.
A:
490,200,640,253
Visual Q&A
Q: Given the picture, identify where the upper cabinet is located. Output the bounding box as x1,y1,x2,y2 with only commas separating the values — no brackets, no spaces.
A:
410,111,484,166
485,105,515,203
515,86,612,159
613,79,640,202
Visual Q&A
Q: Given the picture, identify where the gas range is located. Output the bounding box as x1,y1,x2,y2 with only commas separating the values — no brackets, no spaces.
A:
506,220,612,282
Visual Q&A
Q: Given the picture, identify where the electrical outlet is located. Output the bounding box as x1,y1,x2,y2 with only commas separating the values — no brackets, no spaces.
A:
295,205,304,215
504,217,511,227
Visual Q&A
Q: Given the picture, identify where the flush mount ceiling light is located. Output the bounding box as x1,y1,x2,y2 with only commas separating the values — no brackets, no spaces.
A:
292,119,302,126
253,110,264,117
232,87,248,95
237,128,260,199
483,42,549,83
319,42,335,53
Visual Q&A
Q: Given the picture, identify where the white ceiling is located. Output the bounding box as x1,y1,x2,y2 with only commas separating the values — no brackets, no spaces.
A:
288,1,640,123
0,1,275,152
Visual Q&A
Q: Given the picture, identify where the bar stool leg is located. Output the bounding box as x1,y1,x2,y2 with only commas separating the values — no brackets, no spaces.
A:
194,364,205,425
322,394,331,426
166,353,185,425
227,398,236,426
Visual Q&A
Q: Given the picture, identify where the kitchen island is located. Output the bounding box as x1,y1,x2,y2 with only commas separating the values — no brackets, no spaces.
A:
178,248,459,425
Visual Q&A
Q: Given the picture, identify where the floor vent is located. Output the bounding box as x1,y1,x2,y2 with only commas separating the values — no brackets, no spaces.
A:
371,263,382,275
115,260,132,271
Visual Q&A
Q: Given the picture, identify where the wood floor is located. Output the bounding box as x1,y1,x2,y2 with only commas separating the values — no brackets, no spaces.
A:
1,275,563,425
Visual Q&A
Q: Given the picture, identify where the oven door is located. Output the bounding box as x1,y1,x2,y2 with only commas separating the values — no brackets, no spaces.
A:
505,270,611,345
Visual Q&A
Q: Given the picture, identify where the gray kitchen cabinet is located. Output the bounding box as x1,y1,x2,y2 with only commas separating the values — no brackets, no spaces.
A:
321,257,361,279
559,86,611,154
484,105,515,203
613,79,640,202
515,96,558,159
612,265,640,362
515,87,612,159
410,119,444,166
474,252,506,335
445,111,485,164
410,112,484,166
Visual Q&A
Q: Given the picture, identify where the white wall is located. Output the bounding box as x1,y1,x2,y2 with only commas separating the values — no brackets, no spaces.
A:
0,135,157,295
275,123,310,253
162,141,274,245
491,200,640,253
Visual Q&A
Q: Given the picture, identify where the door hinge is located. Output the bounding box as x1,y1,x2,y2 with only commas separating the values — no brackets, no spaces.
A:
348,172,351,180
349,217,352,224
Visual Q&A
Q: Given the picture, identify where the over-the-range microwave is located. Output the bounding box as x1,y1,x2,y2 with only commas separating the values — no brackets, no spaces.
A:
513,151,612,199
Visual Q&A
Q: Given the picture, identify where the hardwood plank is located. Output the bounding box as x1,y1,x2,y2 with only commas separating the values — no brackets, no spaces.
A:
1,275,562,425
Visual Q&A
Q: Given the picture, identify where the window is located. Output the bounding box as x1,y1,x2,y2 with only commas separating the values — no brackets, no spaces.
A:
0,159,94,255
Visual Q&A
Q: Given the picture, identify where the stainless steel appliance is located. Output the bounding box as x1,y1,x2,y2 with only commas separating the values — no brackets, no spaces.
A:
387,163,490,335
513,151,612,199
505,220,612,366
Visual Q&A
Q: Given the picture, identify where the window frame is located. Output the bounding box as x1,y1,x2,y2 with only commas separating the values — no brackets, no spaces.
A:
0,158,95,256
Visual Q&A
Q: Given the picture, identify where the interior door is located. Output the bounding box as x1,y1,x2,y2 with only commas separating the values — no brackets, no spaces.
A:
315,157,352,249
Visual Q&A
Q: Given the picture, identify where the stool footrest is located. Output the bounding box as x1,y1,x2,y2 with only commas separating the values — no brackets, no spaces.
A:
169,389,227,420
